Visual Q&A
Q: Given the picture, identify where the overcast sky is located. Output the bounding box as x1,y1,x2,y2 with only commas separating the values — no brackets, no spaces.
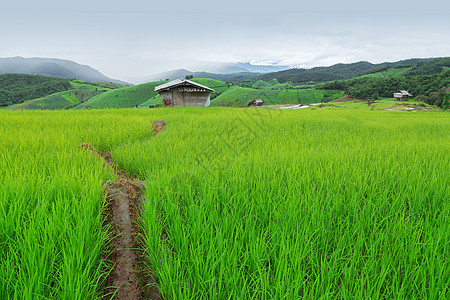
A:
1,0,449,80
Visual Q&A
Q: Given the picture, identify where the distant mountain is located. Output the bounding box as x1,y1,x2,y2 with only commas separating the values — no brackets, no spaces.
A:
0,57,129,85
192,62,289,74
134,69,261,84
133,62,290,84
237,58,444,85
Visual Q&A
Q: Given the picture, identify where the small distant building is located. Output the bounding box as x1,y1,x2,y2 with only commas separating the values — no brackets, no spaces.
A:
154,78,214,107
251,99,264,106
393,90,412,100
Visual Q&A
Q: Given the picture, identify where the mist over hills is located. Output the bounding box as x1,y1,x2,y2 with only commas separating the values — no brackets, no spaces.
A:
0,57,129,85
132,69,261,84
130,62,290,84
192,62,290,74
132,58,450,85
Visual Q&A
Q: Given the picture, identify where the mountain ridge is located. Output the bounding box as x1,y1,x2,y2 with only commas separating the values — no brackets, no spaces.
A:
131,69,262,84
235,58,449,85
0,57,130,85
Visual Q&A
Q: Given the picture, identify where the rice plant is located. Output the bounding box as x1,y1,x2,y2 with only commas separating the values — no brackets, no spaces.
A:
1,108,448,299
112,108,450,299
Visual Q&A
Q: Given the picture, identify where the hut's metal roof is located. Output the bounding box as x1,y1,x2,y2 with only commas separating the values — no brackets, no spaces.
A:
399,90,412,96
394,90,412,98
154,78,215,92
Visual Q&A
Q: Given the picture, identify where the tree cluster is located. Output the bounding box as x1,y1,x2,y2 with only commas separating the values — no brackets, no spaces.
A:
415,89,450,108
321,71,450,107
0,74,71,107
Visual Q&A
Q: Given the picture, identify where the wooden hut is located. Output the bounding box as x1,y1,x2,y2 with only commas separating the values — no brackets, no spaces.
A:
251,99,264,106
393,90,412,100
154,79,214,107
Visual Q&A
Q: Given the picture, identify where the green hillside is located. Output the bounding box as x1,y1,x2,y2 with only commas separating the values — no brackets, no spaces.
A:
74,80,167,109
138,94,162,108
190,78,229,95
6,80,122,110
7,93,74,110
0,73,71,107
212,86,345,106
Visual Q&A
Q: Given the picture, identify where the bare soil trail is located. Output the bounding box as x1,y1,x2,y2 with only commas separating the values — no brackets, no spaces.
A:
81,143,161,300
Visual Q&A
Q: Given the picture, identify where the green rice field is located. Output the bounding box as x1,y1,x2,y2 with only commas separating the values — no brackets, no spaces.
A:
0,108,449,299
211,87,345,106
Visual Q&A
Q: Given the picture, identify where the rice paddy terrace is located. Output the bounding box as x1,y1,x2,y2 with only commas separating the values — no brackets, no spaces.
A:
0,107,448,299
5,80,126,110
74,78,344,109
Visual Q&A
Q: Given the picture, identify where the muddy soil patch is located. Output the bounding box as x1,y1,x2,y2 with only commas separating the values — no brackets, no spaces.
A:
379,104,433,111
81,143,161,300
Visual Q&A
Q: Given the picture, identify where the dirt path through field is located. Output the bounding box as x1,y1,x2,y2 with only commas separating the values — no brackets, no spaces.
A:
81,143,161,300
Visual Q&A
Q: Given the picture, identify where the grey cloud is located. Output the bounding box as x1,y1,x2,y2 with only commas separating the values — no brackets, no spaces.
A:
0,0,448,78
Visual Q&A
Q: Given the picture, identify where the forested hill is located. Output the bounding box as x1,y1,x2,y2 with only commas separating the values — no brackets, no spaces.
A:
0,74,71,107
236,58,449,85
405,57,450,75
243,61,375,84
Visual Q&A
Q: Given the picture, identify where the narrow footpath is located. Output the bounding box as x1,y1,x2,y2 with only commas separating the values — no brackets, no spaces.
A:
81,142,161,300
